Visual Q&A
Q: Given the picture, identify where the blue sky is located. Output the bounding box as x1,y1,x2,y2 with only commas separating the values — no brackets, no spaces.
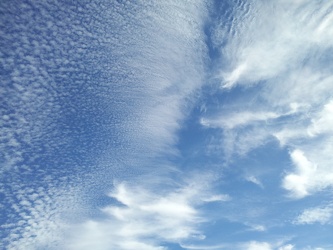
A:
1,0,333,249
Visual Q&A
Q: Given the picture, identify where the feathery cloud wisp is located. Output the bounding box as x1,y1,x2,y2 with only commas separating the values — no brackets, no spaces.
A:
203,0,333,199
295,206,333,225
66,175,224,250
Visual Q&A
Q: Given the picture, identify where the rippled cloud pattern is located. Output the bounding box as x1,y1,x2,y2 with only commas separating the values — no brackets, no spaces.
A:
1,0,333,249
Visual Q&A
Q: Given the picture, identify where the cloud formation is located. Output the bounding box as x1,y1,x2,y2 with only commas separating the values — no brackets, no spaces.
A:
1,0,210,248
282,150,317,198
295,206,333,225
203,0,333,199
2,0,333,249
66,175,224,250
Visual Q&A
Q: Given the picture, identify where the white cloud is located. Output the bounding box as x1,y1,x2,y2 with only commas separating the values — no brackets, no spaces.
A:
181,244,227,250
282,149,317,198
215,1,333,88
108,0,210,164
278,245,294,250
4,0,333,248
202,194,231,202
245,176,264,189
205,0,333,199
182,241,294,250
1,0,211,248
303,248,325,250
201,111,279,130
245,241,272,250
1,180,81,250
294,206,333,225
307,100,333,137
244,241,296,250
66,174,224,250
282,145,333,199
248,224,266,232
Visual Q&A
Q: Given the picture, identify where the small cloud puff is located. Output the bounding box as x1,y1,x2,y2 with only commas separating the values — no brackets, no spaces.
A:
283,149,333,198
282,149,317,198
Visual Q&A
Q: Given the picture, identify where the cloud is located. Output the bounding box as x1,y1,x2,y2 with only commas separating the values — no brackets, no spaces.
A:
282,144,333,198
282,149,317,198
1,0,210,248
201,111,280,130
294,206,333,225
203,0,333,199
215,0,333,88
108,0,210,164
0,179,82,250
66,174,224,250
180,243,228,250
245,241,272,250
307,100,333,137
278,245,294,250
181,241,294,250
248,224,266,232
243,241,296,250
245,176,264,189
4,0,333,248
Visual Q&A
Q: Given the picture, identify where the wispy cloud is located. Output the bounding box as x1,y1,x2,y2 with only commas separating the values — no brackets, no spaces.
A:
3,0,333,248
243,241,296,250
66,174,224,250
245,241,273,250
204,0,333,199
201,111,280,130
181,241,294,250
278,245,294,250
294,206,333,225
1,0,210,248
245,176,264,189
215,1,333,88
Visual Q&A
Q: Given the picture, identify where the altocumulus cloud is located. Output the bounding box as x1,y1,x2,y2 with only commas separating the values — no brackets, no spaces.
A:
3,0,333,249
1,0,211,249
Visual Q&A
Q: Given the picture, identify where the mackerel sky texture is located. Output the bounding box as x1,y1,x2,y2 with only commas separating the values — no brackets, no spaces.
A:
1,0,333,249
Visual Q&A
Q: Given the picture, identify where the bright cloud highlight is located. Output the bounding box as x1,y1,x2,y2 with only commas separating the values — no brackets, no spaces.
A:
295,206,333,225
66,175,224,250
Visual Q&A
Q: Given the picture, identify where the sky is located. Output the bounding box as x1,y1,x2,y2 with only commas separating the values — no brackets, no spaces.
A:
1,0,333,249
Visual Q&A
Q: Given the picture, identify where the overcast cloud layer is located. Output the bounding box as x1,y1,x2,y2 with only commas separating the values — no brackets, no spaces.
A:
1,0,333,249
